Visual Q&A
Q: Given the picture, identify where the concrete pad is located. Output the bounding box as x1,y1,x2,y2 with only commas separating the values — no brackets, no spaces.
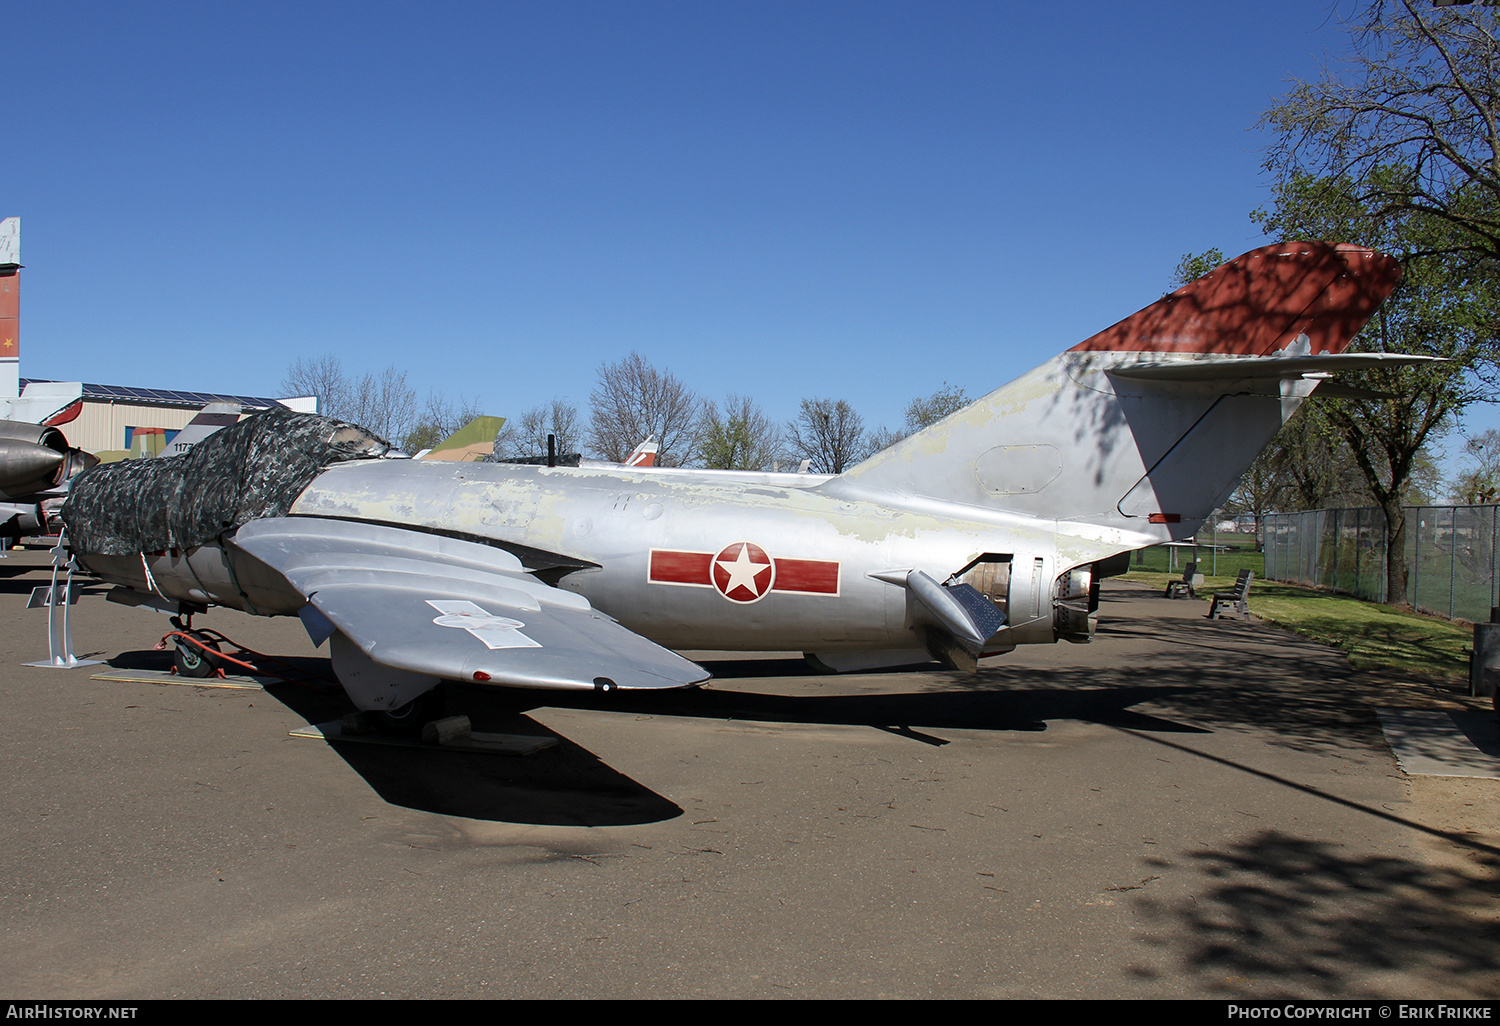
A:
90,668,275,691
1378,709,1500,778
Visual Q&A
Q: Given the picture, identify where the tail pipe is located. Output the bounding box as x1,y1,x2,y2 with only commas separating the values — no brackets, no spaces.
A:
1053,552,1129,643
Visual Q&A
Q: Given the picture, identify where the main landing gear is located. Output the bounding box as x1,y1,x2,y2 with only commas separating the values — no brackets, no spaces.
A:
171,627,224,678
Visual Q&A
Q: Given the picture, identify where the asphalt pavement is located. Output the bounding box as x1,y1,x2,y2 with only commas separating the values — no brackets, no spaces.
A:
1,550,1496,999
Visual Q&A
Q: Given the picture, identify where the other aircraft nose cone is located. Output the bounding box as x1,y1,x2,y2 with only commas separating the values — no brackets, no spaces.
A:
0,438,67,498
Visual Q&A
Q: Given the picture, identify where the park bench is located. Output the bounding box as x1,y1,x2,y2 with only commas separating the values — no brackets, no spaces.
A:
1208,569,1254,620
1165,560,1203,599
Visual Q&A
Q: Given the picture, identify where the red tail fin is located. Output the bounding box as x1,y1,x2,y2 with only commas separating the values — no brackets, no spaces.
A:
1069,242,1402,356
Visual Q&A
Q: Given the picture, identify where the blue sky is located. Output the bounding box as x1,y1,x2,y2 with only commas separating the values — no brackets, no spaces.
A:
11,1,1479,466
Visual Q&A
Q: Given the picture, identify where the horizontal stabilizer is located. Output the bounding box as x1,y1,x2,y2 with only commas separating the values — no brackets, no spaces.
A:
1108,353,1444,383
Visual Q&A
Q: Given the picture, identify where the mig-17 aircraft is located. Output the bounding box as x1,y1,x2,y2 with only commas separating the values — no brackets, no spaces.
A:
60,241,1411,727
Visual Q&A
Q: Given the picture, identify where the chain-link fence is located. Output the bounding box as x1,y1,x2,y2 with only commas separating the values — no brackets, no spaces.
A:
1262,505,1500,622
1132,535,1263,578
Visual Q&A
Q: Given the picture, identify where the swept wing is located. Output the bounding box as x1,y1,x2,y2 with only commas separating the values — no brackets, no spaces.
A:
230,518,708,708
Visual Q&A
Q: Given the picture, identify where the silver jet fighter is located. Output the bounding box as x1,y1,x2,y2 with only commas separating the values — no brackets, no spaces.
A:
61,241,1408,720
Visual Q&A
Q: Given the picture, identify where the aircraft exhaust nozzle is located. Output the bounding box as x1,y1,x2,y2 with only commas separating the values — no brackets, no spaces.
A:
0,437,68,499
0,418,98,500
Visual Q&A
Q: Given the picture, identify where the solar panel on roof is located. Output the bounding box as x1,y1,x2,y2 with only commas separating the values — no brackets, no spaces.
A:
22,379,289,409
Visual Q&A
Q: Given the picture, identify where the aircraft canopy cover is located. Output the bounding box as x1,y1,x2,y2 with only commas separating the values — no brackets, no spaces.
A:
60,407,392,556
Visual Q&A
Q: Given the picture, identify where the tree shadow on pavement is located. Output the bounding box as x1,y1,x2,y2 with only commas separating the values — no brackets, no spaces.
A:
949,589,1438,758
1130,830,1500,998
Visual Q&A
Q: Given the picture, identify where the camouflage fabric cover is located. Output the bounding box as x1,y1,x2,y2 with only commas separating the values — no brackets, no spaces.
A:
61,408,392,556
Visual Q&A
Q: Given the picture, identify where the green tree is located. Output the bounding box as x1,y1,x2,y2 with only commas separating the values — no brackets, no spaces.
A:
903,383,970,430
697,395,782,471
1270,403,1376,511
1261,0,1500,271
1253,172,1497,604
1167,249,1225,295
868,383,972,452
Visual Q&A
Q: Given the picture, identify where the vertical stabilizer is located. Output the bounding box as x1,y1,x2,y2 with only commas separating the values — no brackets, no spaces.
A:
1069,241,1401,357
624,437,659,467
825,242,1403,540
163,403,244,456
419,416,509,462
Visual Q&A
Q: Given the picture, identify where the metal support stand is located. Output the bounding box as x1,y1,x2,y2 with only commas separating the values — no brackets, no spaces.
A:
25,530,102,669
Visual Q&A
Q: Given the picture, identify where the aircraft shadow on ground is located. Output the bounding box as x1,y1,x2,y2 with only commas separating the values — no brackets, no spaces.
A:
0,573,109,598
103,645,1214,827
98,584,1420,828
471,676,1208,738
1128,829,1500,997
335,679,1207,826
104,648,683,828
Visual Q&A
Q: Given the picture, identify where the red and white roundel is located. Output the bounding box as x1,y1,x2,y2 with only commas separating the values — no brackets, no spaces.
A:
712,541,775,603
649,543,840,601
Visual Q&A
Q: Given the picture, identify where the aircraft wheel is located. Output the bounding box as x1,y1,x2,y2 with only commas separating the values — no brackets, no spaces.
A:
174,632,222,678
376,687,445,737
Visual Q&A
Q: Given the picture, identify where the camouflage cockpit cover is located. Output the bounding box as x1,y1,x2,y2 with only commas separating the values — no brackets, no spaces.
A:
61,407,392,555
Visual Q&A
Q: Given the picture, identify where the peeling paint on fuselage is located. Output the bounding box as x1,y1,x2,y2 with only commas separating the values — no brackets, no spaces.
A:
287,458,1141,654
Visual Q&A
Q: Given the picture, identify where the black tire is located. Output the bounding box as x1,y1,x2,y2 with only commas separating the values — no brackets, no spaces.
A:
376,687,444,737
174,632,222,678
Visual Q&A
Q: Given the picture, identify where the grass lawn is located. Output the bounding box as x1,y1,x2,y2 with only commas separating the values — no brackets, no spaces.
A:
1122,570,1473,684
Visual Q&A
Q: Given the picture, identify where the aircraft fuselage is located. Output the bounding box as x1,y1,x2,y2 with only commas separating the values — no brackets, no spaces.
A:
81,456,1148,662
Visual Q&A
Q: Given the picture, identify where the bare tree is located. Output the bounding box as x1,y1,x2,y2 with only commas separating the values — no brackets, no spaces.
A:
1221,446,1291,546
346,367,418,443
697,394,782,470
1455,427,1500,503
281,355,350,415
785,397,871,474
279,356,418,443
401,390,486,453
505,398,582,460
588,352,700,467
